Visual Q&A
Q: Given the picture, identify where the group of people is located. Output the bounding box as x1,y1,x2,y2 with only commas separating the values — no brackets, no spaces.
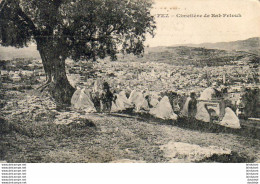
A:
70,80,241,129
92,81,114,113
70,80,179,119
181,83,241,129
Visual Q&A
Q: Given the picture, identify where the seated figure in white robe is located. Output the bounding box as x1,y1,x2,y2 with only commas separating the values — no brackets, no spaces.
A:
195,102,210,122
111,91,133,112
219,107,241,129
129,90,149,112
71,88,96,112
199,87,216,101
149,95,159,108
150,96,178,120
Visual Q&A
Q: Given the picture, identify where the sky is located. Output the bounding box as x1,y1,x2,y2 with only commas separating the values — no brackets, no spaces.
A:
0,0,259,58
145,0,260,46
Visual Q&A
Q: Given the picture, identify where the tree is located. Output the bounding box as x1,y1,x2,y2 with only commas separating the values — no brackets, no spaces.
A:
0,0,156,104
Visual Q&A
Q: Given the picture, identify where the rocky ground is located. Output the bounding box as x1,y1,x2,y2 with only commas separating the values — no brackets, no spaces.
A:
0,85,259,163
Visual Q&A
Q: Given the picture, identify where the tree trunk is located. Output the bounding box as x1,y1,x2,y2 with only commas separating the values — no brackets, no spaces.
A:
37,41,75,105
49,56,75,105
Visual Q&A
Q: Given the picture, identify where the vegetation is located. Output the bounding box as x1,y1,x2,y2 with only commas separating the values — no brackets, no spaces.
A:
0,0,156,104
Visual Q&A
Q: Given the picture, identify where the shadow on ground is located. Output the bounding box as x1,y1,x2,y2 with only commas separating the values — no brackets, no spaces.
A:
109,110,259,140
196,151,254,163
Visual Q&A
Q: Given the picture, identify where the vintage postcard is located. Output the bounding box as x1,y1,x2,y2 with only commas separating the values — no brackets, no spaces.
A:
0,0,259,167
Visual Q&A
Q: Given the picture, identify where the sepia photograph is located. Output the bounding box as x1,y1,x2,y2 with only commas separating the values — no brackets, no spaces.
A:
0,0,259,166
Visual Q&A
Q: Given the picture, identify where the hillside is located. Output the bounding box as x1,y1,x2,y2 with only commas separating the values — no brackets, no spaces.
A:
132,46,259,67
183,37,260,55
119,37,260,66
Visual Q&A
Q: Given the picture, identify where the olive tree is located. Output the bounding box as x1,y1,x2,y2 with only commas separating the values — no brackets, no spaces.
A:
0,0,155,104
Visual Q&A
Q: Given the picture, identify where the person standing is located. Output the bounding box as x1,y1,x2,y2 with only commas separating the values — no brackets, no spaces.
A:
188,92,197,118
92,79,103,112
101,82,114,112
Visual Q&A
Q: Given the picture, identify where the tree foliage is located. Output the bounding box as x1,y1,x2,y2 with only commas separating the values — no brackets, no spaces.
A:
0,0,155,104
0,0,156,61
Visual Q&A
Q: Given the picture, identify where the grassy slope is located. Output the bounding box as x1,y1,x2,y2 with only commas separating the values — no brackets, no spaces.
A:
1,88,259,163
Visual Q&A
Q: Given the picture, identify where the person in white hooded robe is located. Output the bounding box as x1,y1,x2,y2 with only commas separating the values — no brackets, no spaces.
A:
219,107,241,129
111,91,133,111
71,87,96,112
195,102,210,122
199,87,216,101
129,90,149,112
148,93,160,108
150,96,178,120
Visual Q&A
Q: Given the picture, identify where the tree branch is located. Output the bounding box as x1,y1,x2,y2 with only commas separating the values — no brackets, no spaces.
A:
0,0,39,38
16,5,39,37
0,0,8,15
53,0,64,9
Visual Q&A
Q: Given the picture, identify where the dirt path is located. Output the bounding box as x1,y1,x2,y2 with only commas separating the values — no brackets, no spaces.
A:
83,113,260,162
